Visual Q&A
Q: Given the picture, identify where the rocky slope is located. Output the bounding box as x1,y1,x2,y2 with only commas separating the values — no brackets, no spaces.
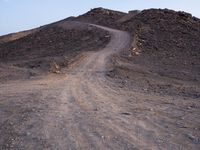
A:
111,9,200,98
72,7,126,28
71,7,200,98
0,21,110,81
0,28,40,44
0,7,200,150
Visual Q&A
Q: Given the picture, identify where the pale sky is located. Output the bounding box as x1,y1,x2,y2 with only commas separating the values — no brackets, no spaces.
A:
0,0,200,35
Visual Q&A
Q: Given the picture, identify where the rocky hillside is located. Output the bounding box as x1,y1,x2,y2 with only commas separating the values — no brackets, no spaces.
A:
0,8,200,149
72,8,200,81
0,25,109,62
119,9,200,81
0,7,199,83
108,9,200,99
121,9,200,60
74,8,200,69
0,21,110,81
73,7,126,28
72,7,200,98
0,28,39,44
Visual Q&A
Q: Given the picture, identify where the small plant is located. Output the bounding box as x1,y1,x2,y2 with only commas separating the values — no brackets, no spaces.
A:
49,61,61,74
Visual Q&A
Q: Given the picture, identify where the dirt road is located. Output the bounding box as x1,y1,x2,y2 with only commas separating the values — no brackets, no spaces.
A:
0,25,199,150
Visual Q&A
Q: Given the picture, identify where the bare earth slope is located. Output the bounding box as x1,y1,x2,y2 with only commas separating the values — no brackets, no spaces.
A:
0,8,200,150
0,24,132,149
0,22,110,82
0,28,40,44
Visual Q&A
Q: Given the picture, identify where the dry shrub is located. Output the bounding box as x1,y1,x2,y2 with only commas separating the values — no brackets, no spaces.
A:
49,61,61,74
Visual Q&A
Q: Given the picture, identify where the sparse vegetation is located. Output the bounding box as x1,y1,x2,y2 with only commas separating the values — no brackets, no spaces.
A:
49,61,61,74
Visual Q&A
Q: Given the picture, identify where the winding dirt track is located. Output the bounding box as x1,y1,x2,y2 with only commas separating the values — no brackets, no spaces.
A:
1,25,199,150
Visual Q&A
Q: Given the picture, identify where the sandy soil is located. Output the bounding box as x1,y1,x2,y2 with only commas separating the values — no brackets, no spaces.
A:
0,24,200,150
